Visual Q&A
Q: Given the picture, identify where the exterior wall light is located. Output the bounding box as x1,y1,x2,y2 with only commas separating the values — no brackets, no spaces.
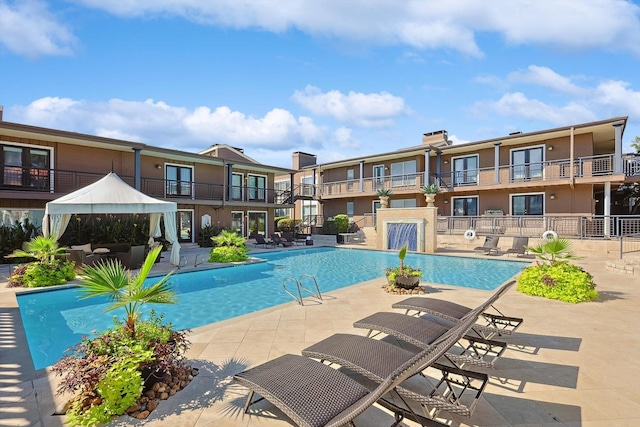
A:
550,194,556,199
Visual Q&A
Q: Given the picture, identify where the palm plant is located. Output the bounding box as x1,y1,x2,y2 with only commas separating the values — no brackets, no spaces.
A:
6,234,67,263
421,184,442,194
526,238,579,265
78,246,176,338
212,229,246,247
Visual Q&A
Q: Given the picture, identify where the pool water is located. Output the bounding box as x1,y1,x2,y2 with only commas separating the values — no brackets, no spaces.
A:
17,247,528,370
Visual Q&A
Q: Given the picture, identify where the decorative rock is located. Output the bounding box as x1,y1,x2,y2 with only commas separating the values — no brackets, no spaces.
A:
160,392,169,400
147,399,159,412
135,410,150,419
152,382,161,392
126,404,141,414
144,390,155,399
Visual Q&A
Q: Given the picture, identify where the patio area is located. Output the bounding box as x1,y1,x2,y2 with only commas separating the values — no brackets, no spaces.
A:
1,242,639,426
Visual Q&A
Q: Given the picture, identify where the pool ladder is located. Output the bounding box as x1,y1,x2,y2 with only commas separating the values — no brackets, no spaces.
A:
282,274,322,306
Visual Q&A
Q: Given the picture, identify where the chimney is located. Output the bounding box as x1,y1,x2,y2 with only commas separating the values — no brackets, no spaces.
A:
422,130,449,146
292,151,317,170
0,105,3,121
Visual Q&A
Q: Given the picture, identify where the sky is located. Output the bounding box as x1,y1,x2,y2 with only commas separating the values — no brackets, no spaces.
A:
1,0,640,169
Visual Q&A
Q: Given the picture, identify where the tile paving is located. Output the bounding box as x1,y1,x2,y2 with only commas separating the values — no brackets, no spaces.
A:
1,242,639,426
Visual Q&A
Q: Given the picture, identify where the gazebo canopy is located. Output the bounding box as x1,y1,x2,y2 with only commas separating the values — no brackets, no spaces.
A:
43,172,181,265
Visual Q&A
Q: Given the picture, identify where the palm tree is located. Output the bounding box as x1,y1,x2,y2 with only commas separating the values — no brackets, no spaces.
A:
6,234,67,263
212,229,246,247
630,135,640,153
78,246,176,338
526,238,579,265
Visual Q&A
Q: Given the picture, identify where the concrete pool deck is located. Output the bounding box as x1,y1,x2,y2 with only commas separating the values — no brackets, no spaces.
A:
1,243,639,426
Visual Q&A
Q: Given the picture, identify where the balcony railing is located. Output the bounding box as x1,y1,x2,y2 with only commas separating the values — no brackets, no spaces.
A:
317,154,640,198
436,214,640,239
1,168,292,205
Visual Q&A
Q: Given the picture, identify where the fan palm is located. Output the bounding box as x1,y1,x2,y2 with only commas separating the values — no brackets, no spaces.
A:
212,229,246,247
78,246,176,337
526,238,579,265
6,234,67,263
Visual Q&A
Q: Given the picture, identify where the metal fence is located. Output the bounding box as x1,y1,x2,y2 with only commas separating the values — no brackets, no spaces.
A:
436,215,640,239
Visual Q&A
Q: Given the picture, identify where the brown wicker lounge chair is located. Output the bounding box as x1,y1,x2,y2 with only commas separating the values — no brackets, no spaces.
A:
233,315,470,427
392,280,522,339
473,235,500,255
271,233,293,247
505,237,529,257
254,234,275,248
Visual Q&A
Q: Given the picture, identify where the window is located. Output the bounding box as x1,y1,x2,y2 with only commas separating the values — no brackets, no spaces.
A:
248,211,267,236
390,160,416,187
347,168,355,192
511,146,544,181
512,193,544,215
231,211,244,235
452,197,478,216
247,174,267,201
1,143,51,190
373,164,385,191
347,201,354,219
452,155,478,186
301,201,318,222
231,173,243,200
390,198,417,208
165,165,193,197
301,175,314,197
177,210,193,242
274,180,291,204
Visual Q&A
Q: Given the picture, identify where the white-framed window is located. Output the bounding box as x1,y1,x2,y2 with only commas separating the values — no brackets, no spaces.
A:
231,211,245,236
274,180,291,204
177,209,194,242
510,145,545,182
511,192,544,215
347,168,355,192
373,164,385,190
1,141,53,190
301,175,314,197
346,201,354,219
231,172,244,200
451,196,478,216
165,163,194,198
247,173,267,201
452,154,478,186
248,211,268,237
390,160,417,187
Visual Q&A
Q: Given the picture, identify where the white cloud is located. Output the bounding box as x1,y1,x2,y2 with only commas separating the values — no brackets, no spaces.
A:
508,66,587,96
71,0,640,57
0,0,76,57
292,85,406,127
594,80,640,117
9,97,326,152
477,92,597,125
332,127,359,149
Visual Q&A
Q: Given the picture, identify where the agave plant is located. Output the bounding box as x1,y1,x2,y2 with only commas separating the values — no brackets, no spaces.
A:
78,246,176,338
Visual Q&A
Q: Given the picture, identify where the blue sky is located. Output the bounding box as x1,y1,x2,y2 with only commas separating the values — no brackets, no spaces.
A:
1,0,640,168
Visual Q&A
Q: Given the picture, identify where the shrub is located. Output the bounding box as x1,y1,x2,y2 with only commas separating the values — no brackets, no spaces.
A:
198,225,223,247
209,245,249,263
0,219,39,264
276,217,299,232
18,259,76,288
321,218,338,235
52,312,191,427
334,214,349,233
517,262,598,303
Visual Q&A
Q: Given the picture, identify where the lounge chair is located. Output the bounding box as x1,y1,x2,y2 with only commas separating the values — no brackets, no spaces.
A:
473,235,500,255
254,234,275,248
282,231,305,245
270,233,293,247
233,314,468,427
392,280,523,339
506,237,529,257
302,309,489,420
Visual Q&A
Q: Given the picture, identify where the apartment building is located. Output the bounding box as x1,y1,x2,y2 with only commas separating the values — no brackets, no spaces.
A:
0,117,296,242
282,117,640,239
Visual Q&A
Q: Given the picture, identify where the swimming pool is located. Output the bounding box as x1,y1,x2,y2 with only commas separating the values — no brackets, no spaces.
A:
17,247,528,370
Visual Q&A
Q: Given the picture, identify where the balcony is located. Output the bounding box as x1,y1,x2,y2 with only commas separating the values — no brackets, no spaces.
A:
0,168,292,206
317,154,636,198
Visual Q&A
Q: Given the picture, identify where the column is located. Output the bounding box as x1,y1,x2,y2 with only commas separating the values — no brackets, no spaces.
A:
227,163,234,201
494,142,501,184
359,161,364,192
613,122,624,174
133,148,141,190
424,149,430,186
604,181,611,238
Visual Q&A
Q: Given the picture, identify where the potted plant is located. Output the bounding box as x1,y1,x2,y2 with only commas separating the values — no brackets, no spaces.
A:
376,188,393,208
421,184,442,207
385,244,422,289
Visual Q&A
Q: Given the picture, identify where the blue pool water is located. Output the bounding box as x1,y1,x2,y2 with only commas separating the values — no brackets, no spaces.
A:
17,247,528,370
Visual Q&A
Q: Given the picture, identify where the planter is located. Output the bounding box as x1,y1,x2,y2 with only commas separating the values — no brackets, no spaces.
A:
379,196,390,208
424,194,436,207
387,275,421,290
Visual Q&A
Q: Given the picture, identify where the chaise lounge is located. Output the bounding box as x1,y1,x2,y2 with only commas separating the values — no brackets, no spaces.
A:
473,235,500,255
233,314,472,427
392,280,522,339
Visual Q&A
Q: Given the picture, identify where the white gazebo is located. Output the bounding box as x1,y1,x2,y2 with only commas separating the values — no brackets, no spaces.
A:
43,172,181,265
